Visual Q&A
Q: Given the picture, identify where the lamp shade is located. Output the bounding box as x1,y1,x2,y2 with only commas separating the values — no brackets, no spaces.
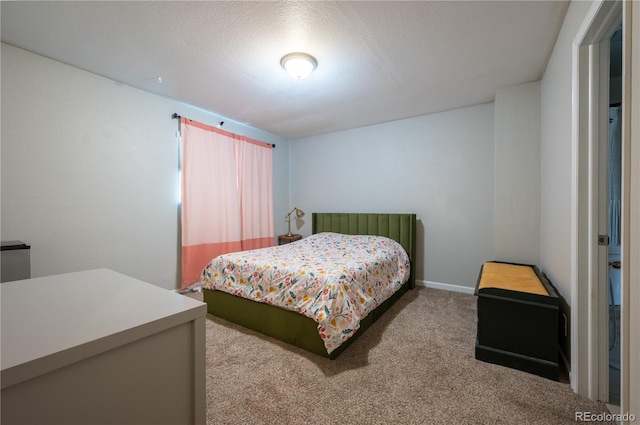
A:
285,207,305,236
281,53,317,79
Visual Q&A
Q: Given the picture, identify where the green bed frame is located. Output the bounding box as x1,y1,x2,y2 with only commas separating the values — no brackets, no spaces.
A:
203,212,417,358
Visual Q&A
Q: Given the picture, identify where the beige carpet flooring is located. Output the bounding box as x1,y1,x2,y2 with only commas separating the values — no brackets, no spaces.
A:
184,287,614,425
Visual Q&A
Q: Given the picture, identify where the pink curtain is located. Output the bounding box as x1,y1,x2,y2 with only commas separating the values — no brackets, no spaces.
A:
180,118,274,288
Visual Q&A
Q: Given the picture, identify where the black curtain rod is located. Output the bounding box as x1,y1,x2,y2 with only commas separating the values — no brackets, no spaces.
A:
172,113,275,148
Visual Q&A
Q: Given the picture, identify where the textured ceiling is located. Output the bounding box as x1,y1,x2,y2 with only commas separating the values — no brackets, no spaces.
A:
1,1,569,139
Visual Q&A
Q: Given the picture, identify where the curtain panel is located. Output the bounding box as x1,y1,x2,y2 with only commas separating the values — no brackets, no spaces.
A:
180,118,274,288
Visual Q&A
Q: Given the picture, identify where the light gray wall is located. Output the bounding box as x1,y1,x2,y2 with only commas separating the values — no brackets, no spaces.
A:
494,81,541,265
289,104,495,290
539,2,592,396
540,0,592,304
539,0,640,411
0,43,289,290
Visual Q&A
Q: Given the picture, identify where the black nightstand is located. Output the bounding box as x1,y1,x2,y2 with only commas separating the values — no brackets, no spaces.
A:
278,234,302,245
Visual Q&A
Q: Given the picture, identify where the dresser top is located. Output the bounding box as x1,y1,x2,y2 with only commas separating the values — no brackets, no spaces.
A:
1,268,206,388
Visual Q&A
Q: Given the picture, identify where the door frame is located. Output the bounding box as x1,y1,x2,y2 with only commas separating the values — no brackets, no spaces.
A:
572,0,633,415
595,25,613,404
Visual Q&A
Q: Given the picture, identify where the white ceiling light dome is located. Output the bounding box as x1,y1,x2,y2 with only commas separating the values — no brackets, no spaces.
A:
280,52,317,79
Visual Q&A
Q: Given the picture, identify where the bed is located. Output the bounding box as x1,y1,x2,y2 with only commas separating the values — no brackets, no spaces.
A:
201,212,416,358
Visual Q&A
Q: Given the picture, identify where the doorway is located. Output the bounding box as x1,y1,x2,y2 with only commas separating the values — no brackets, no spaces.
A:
607,25,622,406
573,0,627,409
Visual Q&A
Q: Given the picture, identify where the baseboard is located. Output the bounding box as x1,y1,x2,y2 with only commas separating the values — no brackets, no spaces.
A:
417,280,475,295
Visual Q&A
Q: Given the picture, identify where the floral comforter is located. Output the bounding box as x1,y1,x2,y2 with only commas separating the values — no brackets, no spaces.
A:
201,232,410,354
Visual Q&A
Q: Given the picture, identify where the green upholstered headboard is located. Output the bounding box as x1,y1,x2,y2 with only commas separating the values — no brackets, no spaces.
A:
312,213,417,289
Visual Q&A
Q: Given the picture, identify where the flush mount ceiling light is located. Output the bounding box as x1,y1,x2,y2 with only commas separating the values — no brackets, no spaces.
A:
280,52,317,79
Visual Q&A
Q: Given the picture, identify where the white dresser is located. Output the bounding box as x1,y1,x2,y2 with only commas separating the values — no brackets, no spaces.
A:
1,268,206,424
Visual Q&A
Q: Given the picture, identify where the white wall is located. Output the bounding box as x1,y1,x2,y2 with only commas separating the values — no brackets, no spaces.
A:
541,0,640,414
0,43,289,290
540,1,593,304
539,0,594,399
494,81,541,265
289,104,495,290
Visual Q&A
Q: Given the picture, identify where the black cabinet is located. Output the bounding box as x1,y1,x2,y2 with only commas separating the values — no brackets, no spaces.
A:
474,261,560,381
